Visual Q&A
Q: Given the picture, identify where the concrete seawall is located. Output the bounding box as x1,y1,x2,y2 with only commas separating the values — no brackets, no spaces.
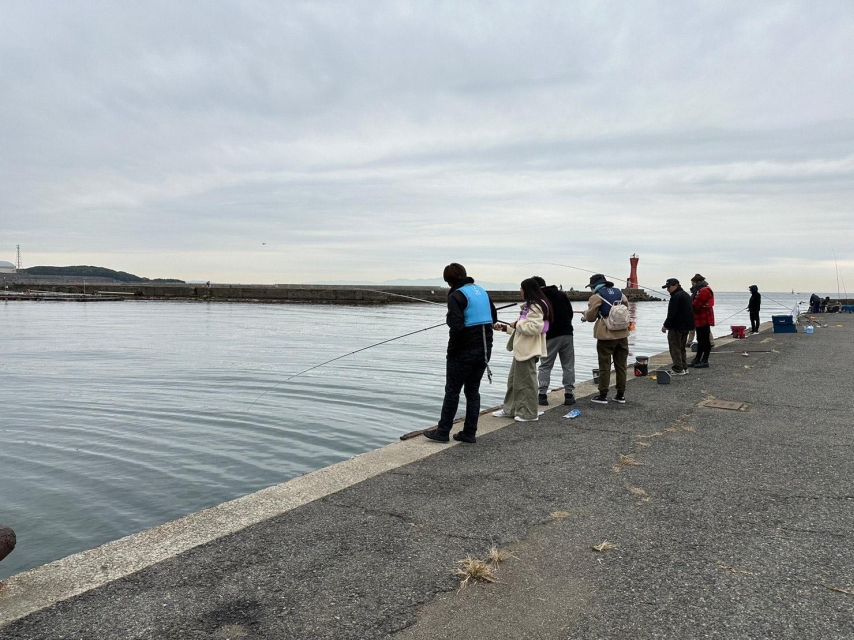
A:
1,316,850,638
1,280,661,304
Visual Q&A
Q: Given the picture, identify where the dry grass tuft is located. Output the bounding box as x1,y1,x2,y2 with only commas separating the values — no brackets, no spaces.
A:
592,541,617,553
487,546,516,567
550,510,572,520
663,426,680,433
626,485,650,501
455,557,498,590
635,440,652,448
680,424,696,432
636,431,664,439
619,454,642,467
825,584,853,595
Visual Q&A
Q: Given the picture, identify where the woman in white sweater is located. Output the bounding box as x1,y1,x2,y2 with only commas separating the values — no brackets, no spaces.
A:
493,278,552,421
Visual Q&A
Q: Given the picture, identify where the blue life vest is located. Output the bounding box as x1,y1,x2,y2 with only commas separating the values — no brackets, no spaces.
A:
459,284,493,327
597,287,622,317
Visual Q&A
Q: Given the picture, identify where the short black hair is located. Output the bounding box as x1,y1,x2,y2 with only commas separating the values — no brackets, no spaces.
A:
443,263,467,284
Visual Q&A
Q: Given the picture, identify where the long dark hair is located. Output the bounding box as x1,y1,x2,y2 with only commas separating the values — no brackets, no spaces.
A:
520,277,553,323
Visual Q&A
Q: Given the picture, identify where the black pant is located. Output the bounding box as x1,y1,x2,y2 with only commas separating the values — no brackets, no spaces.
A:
749,310,760,332
695,326,712,363
437,356,487,435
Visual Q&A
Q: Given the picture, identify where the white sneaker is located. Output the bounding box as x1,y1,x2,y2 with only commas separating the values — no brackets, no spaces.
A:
668,369,689,376
514,415,539,422
492,409,510,418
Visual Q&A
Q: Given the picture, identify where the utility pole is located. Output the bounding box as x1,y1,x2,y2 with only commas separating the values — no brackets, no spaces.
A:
16,244,22,270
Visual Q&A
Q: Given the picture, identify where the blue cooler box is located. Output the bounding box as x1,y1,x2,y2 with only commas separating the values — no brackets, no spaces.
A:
772,315,797,333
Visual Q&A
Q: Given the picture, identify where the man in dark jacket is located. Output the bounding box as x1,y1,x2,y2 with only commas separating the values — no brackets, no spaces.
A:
661,278,694,375
533,276,576,406
748,285,761,332
424,263,498,444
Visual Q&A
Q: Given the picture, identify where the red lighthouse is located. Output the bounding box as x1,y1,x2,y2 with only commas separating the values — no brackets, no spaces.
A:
627,253,639,290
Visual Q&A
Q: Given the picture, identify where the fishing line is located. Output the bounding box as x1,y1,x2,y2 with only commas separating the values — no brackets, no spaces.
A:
536,261,666,300
348,288,446,306
246,302,519,409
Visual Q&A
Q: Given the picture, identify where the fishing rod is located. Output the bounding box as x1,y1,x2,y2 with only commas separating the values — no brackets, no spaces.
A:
538,261,667,301
246,302,519,409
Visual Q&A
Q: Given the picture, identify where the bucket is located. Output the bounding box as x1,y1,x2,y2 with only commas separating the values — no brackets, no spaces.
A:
805,325,815,335
656,369,671,385
634,356,649,377
730,325,747,339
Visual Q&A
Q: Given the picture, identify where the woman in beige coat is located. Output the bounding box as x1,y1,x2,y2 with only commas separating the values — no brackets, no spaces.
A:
493,278,551,421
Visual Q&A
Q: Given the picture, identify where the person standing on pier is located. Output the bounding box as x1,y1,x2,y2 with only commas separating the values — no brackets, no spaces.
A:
532,276,576,406
493,278,551,422
424,263,498,444
748,285,762,333
690,274,715,368
582,273,630,404
661,278,694,375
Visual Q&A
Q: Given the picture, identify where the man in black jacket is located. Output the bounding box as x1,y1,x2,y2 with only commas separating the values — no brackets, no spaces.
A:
748,285,761,332
661,278,694,375
533,276,576,406
424,263,498,444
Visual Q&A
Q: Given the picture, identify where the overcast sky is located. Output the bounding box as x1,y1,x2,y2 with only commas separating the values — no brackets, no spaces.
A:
1,1,852,292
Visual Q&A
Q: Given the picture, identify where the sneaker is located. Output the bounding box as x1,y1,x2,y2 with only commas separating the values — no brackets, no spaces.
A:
564,393,576,406
694,362,709,369
669,369,688,376
492,409,511,418
538,393,549,406
514,415,539,422
422,428,449,442
453,431,476,444
591,394,608,404
614,393,626,404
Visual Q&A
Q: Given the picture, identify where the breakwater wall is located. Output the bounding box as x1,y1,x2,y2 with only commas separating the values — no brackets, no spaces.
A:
0,281,661,304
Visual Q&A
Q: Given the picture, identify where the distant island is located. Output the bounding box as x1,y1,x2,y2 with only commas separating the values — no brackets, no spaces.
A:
21,265,184,284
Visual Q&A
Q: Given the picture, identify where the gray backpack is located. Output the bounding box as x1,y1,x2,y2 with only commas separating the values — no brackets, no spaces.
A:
598,291,630,331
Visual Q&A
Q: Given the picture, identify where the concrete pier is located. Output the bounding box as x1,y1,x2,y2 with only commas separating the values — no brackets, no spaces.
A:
1,317,851,639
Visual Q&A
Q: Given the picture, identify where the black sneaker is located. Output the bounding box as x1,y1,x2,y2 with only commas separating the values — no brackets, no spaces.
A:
538,393,549,406
453,431,476,444
614,393,626,404
564,393,576,406
591,394,608,404
422,428,449,442
694,362,709,369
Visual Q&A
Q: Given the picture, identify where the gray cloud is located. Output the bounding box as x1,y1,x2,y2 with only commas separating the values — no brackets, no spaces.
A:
1,0,852,289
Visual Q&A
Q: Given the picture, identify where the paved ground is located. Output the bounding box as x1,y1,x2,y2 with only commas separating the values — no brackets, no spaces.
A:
1,316,852,639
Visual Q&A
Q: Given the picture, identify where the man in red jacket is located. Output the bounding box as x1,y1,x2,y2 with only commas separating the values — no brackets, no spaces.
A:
689,274,715,368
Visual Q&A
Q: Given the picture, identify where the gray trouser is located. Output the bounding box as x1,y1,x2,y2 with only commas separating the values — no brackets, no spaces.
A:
667,330,690,371
503,357,539,420
537,334,576,394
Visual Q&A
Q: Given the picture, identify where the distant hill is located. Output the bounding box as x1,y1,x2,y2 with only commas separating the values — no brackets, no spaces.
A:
22,265,184,284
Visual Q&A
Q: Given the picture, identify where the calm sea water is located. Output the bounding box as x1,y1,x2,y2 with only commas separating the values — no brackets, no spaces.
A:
0,292,804,578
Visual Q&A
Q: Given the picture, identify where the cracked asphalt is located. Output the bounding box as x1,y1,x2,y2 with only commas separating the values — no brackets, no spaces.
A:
2,316,852,639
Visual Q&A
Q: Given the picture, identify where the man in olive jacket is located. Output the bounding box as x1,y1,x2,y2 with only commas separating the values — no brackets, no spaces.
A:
582,273,630,404
660,278,694,375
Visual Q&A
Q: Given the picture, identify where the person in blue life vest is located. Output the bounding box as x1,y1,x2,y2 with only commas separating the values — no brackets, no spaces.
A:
424,263,498,444
582,273,630,404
